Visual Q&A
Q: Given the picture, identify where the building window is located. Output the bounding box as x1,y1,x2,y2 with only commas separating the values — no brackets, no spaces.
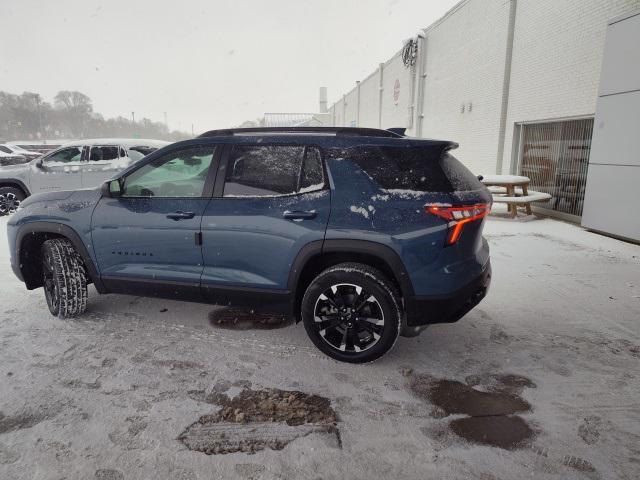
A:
518,118,594,218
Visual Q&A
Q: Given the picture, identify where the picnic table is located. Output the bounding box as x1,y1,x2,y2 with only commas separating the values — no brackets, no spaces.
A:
481,175,551,217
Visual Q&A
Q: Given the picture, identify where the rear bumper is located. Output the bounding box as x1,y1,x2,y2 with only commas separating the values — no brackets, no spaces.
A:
404,260,491,326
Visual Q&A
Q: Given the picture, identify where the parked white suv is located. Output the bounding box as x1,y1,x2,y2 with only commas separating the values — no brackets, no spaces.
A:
0,138,169,215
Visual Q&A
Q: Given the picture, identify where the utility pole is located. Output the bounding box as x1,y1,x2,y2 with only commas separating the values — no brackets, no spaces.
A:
34,94,45,144
191,124,194,136
131,112,135,124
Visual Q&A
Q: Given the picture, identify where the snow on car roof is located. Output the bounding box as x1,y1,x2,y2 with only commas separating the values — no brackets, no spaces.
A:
0,150,22,157
60,138,170,148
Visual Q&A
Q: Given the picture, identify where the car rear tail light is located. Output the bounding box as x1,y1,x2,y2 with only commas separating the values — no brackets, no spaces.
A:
425,203,490,245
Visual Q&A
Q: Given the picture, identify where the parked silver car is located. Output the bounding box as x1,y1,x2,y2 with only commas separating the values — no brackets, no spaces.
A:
0,150,29,167
0,144,42,161
0,138,169,215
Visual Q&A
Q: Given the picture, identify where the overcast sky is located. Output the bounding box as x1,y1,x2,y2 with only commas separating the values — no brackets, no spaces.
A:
1,0,458,133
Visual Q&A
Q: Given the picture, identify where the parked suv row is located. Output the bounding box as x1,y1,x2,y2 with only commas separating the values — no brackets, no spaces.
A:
0,143,42,167
7,127,492,362
0,143,42,162
0,138,168,215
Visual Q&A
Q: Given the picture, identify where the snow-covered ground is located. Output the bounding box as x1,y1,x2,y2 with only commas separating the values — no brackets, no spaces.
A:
0,211,639,479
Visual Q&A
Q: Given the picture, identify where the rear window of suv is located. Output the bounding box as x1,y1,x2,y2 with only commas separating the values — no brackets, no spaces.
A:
341,146,483,193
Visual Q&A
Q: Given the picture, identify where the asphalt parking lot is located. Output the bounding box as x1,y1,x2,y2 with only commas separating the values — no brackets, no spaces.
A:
1,212,639,480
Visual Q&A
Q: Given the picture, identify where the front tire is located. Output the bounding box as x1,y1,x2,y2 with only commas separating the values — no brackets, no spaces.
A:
41,239,88,318
301,263,402,363
0,187,25,216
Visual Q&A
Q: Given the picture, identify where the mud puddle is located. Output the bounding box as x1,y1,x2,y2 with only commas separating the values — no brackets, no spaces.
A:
179,387,339,454
208,309,292,330
450,415,533,450
409,373,536,449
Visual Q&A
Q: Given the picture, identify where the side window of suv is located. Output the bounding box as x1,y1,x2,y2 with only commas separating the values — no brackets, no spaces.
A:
89,146,119,161
223,146,324,197
44,147,82,164
300,147,324,192
121,146,215,198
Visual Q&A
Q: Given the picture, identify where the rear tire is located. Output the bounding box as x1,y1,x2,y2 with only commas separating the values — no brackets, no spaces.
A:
301,262,401,363
0,187,25,216
41,239,88,318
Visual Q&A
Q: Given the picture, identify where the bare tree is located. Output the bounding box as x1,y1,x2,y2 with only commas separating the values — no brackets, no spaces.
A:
1,89,189,141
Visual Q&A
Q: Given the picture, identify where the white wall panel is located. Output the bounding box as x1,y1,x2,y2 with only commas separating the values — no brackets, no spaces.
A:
582,165,640,240
589,90,640,167
599,12,640,96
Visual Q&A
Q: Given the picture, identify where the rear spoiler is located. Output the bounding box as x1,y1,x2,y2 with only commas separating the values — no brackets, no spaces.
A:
386,127,459,151
386,128,406,136
410,139,459,153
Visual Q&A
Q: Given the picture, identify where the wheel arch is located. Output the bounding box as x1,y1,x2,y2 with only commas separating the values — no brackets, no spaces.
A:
15,221,105,292
0,179,30,197
289,239,414,322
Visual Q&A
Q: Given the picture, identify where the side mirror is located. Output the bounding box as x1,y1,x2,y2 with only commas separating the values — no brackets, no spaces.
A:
35,158,44,169
101,179,123,197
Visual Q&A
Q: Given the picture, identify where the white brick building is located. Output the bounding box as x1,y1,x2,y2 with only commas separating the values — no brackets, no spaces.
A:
328,0,640,222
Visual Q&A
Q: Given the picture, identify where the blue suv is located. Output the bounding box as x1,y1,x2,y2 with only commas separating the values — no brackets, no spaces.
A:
7,127,491,363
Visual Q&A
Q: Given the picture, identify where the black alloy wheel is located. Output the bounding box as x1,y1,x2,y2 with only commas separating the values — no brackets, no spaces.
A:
313,283,385,353
0,189,24,215
301,263,401,363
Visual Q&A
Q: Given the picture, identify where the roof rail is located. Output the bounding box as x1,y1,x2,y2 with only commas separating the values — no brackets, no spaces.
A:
197,127,403,138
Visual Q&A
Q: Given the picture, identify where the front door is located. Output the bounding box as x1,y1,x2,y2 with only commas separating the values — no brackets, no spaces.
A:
91,145,219,299
201,144,330,307
29,146,84,193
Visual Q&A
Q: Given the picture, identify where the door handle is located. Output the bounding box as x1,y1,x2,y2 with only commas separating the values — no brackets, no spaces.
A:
283,210,317,220
166,211,195,220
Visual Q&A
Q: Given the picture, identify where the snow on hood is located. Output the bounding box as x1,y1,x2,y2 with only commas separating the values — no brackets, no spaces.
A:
19,188,100,209
19,190,75,208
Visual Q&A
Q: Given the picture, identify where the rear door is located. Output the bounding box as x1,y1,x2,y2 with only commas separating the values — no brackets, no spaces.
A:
82,144,129,189
200,144,329,303
29,146,84,193
91,145,219,298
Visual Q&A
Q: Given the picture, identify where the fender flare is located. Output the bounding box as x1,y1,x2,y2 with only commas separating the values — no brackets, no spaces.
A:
0,178,31,196
287,239,323,292
322,239,414,298
287,238,414,299
15,221,105,292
